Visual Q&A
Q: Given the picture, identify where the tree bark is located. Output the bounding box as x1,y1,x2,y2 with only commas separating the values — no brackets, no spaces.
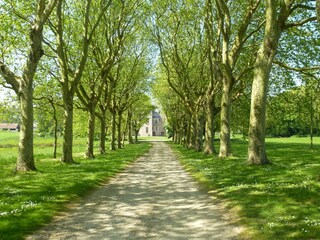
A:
85,105,95,159
204,93,216,154
110,110,117,150
195,114,205,152
117,112,122,149
186,114,192,147
134,129,139,143
61,95,74,163
127,110,134,144
219,77,233,158
49,99,58,159
16,84,36,171
317,0,320,22
189,114,197,149
99,115,107,154
309,93,314,149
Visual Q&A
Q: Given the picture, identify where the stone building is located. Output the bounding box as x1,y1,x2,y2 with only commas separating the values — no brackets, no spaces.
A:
139,110,165,137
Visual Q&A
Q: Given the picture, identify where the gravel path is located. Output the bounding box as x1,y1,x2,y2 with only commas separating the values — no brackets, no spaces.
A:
27,142,242,240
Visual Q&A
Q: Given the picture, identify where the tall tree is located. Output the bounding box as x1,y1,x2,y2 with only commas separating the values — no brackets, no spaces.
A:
50,0,110,163
76,61,103,159
215,0,262,158
247,0,316,164
0,0,57,171
203,0,221,154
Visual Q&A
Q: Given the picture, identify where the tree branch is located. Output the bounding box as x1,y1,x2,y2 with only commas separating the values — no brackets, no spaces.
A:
0,61,19,93
284,16,317,29
290,4,315,14
274,60,320,73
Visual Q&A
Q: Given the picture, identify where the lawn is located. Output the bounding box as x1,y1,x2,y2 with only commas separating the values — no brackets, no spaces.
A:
170,136,320,240
138,136,171,141
0,131,152,240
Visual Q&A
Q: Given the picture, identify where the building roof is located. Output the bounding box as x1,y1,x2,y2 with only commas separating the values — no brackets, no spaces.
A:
0,123,19,129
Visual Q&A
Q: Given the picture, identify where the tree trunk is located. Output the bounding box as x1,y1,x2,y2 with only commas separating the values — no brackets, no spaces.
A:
192,115,198,150
85,106,95,159
122,131,126,148
1,1,58,172
127,111,134,144
317,0,320,22
61,95,74,163
51,100,58,159
195,114,205,152
110,110,117,150
204,92,216,154
219,77,233,158
99,110,107,154
247,65,270,164
310,94,314,149
189,114,197,149
16,85,36,171
178,131,182,144
117,112,122,149
247,0,283,165
186,115,192,147
134,129,139,143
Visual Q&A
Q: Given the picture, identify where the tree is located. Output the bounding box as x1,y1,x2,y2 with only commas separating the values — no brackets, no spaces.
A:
0,0,58,171
153,0,208,151
247,0,316,164
48,0,110,163
76,61,103,159
213,0,262,158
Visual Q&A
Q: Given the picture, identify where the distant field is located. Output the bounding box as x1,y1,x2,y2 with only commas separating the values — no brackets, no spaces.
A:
0,131,87,172
172,136,320,239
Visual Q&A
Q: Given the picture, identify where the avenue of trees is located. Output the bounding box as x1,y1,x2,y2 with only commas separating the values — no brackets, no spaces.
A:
0,0,154,171
0,0,320,172
152,0,320,164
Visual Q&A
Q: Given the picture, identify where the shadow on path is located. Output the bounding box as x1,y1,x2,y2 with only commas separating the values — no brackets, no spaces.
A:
28,142,242,240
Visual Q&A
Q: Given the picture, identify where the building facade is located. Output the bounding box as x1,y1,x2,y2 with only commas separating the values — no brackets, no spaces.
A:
138,110,165,137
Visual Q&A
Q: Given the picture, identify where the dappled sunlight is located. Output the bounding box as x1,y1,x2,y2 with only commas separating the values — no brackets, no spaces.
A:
172,139,320,239
0,142,152,239
28,142,241,240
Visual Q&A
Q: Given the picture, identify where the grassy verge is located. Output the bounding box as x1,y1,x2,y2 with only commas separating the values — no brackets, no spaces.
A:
138,136,170,141
0,131,152,240
170,137,320,239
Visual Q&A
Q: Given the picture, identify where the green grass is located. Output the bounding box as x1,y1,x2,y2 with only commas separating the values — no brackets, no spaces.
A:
170,137,320,240
0,131,152,240
138,136,170,141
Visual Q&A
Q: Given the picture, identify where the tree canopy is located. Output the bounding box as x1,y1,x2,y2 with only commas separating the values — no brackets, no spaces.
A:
0,0,319,171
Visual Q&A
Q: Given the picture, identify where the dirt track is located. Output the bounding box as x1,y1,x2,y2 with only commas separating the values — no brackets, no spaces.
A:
27,142,242,240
